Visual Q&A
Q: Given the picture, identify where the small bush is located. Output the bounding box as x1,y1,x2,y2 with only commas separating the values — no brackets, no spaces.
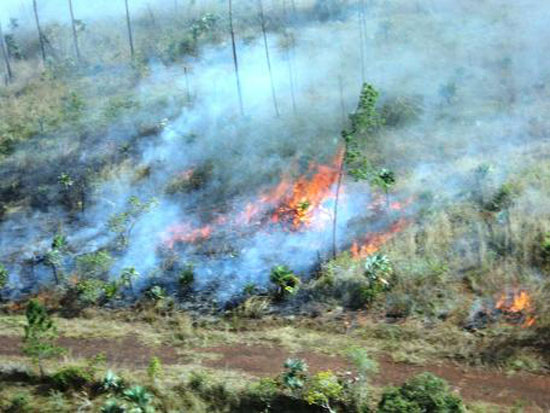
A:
303,371,343,409
270,265,300,299
282,358,308,391
377,372,464,413
51,365,93,391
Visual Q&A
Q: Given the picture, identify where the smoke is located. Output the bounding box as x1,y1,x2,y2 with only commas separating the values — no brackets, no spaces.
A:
1,0,549,300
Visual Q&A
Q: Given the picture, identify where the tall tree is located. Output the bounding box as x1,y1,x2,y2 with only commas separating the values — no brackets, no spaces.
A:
67,0,81,62
0,23,13,83
258,0,280,117
32,0,46,63
332,84,382,257
124,0,135,58
228,0,244,115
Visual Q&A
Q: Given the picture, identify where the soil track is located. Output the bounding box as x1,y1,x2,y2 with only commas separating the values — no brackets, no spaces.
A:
1,335,549,409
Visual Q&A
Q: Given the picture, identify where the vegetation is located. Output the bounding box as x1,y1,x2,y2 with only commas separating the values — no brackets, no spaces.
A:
0,0,547,411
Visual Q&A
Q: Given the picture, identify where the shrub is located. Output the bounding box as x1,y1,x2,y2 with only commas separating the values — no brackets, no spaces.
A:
51,365,93,391
282,358,308,391
76,278,106,305
147,356,163,382
123,385,154,411
5,392,32,413
303,371,343,410
76,251,113,279
378,373,464,413
270,265,300,299
178,266,194,292
22,300,64,377
101,370,124,393
0,263,8,289
146,285,166,301
101,399,127,413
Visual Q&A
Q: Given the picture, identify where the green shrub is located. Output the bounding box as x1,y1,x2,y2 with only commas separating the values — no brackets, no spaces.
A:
282,358,308,391
270,265,300,299
378,373,464,413
5,392,32,413
123,385,154,411
178,266,195,292
76,251,113,279
101,370,124,393
0,263,8,289
101,399,127,413
303,371,343,410
51,365,93,391
147,356,163,382
76,278,106,305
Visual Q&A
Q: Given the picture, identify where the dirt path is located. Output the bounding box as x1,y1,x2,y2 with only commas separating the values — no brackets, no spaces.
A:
2,335,549,409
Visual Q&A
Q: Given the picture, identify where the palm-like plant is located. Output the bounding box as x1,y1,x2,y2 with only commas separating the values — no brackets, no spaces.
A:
123,385,154,411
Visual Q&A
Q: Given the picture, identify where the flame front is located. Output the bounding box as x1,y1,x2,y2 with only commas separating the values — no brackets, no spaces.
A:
162,223,212,248
495,290,536,327
351,218,409,260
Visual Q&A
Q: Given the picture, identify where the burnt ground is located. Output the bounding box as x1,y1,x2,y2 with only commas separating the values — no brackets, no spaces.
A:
1,335,549,409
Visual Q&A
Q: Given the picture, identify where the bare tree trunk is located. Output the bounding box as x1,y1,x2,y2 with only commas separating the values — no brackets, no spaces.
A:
147,4,157,27
258,0,280,117
0,23,13,83
338,75,346,123
282,0,297,114
68,0,81,62
184,66,191,102
332,147,346,258
228,0,244,115
33,0,46,63
124,0,135,58
357,1,366,83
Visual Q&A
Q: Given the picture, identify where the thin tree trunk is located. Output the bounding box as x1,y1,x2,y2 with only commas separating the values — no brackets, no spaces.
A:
184,66,191,101
124,0,135,58
147,4,157,28
338,75,346,123
50,264,59,285
68,0,81,62
33,0,46,63
332,147,346,258
0,23,13,83
228,0,244,115
357,1,366,83
258,0,280,117
282,0,297,114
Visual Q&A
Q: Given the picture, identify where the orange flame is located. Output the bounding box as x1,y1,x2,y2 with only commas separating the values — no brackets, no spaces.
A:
351,219,409,260
162,223,212,248
495,290,536,328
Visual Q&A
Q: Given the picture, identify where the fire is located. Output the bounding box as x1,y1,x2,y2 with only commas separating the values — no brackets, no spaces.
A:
239,151,343,230
271,164,340,230
351,219,409,260
495,290,536,327
162,223,212,248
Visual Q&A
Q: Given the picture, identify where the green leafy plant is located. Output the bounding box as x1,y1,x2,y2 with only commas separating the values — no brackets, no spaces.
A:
123,385,154,412
0,263,8,290
108,196,158,248
146,285,166,301
76,278,106,305
51,365,93,391
270,265,300,299
282,358,308,391
303,371,343,412
101,399,127,413
147,356,163,382
120,266,139,291
101,370,124,393
22,300,65,376
76,250,113,279
178,265,194,292
378,372,464,413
